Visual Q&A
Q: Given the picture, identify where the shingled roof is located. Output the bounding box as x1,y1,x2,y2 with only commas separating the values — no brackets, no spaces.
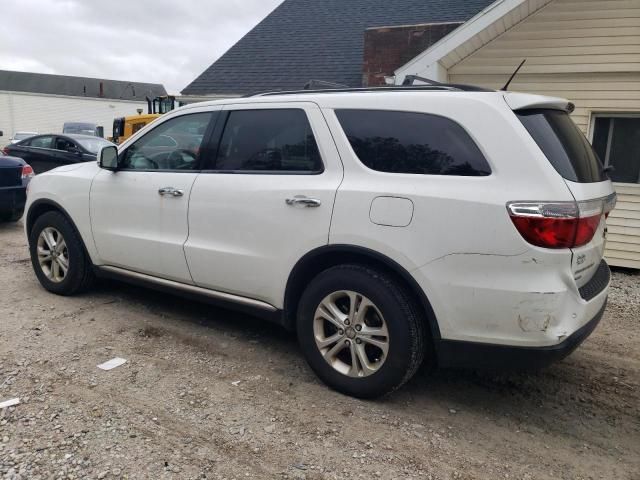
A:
182,0,494,96
0,70,167,101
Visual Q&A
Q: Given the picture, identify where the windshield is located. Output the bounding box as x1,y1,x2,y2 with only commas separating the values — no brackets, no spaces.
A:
517,109,607,183
75,137,114,154
64,123,96,135
65,127,96,135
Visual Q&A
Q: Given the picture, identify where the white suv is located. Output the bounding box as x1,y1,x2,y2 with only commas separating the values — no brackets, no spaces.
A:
25,86,616,398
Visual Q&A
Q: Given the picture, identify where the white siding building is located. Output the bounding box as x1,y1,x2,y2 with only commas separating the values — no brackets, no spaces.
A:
395,0,640,269
0,70,167,145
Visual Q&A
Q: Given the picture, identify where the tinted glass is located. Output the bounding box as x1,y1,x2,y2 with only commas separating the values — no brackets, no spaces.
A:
517,109,606,183
591,117,610,162
216,109,322,172
55,137,75,152
64,123,96,135
28,136,54,149
75,137,114,154
120,112,213,171
335,109,490,176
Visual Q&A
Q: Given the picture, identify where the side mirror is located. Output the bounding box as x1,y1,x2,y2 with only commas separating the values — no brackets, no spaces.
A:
98,145,119,171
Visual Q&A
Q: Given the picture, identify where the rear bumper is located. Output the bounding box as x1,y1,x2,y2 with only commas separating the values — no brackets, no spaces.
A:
436,299,606,370
414,248,610,348
0,186,26,215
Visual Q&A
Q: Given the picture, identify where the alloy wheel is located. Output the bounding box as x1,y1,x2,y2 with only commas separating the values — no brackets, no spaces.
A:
313,290,389,377
37,227,69,283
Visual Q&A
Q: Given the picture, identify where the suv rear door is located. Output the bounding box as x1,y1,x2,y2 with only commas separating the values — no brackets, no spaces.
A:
184,102,343,307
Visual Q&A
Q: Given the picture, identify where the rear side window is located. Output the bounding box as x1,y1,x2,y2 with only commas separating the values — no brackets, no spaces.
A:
27,136,54,149
516,109,607,183
335,109,491,176
215,109,323,173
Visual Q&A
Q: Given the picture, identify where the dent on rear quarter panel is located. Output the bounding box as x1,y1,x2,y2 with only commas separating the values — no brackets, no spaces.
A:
413,248,606,347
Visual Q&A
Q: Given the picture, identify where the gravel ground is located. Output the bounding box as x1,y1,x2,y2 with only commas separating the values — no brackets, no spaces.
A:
0,220,639,480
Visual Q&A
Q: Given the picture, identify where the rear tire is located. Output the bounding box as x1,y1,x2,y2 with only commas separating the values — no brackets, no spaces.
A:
29,211,95,295
297,264,427,398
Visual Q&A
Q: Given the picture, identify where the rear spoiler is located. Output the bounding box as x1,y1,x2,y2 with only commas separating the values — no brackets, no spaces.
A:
503,92,574,114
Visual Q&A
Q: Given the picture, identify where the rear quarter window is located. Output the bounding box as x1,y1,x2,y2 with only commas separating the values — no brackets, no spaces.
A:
516,109,607,183
335,109,491,176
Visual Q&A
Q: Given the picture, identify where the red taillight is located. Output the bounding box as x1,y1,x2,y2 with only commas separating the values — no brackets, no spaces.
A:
507,195,616,249
574,215,601,246
21,164,34,179
510,216,579,249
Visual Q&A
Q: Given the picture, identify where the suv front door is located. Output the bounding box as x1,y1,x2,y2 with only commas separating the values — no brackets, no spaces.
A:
90,108,219,283
184,103,343,307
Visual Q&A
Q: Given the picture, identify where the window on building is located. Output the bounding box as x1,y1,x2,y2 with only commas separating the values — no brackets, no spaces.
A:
592,115,640,184
215,109,323,173
335,109,491,176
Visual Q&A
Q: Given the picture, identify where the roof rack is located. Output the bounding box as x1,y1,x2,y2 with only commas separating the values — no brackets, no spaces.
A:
303,79,350,90
249,78,493,97
251,85,465,97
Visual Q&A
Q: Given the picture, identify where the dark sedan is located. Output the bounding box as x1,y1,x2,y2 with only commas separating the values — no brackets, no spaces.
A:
2,134,115,174
0,155,34,222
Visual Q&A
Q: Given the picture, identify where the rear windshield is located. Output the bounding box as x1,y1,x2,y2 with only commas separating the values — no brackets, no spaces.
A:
516,109,607,183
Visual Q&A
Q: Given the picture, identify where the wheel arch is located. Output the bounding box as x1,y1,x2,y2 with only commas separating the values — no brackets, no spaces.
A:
26,199,93,261
284,245,441,339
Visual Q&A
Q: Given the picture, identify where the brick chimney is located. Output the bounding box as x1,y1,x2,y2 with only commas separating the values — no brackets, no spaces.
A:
362,22,462,87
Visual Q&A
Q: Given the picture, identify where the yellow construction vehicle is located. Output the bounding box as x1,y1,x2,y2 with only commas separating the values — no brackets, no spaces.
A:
111,95,178,144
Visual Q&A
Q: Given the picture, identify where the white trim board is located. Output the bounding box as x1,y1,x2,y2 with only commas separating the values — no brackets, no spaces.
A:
393,0,553,83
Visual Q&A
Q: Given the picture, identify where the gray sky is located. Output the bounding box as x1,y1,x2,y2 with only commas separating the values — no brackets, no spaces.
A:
0,0,283,94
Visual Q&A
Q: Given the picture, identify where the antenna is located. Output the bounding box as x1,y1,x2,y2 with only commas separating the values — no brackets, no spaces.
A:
501,59,526,91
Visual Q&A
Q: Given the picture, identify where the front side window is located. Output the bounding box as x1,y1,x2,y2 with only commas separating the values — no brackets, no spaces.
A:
592,115,640,184
55,137,75,152
215,109,323,173
335,109,491,176
28,136,54,149
120,112,214,171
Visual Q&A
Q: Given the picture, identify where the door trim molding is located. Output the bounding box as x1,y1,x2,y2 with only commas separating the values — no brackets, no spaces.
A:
97,265,278,312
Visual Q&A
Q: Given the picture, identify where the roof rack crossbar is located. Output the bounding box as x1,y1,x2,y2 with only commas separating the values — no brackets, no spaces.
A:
402,74,445,87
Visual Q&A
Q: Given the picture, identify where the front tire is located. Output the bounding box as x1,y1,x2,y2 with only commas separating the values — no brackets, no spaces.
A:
297,264,427,398
29,211,95,295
